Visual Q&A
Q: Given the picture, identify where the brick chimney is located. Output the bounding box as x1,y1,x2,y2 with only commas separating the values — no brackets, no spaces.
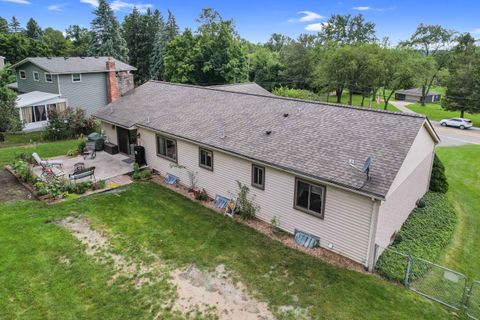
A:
106,58,120,103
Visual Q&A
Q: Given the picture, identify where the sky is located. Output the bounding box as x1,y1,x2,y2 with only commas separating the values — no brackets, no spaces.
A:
1,0,480,44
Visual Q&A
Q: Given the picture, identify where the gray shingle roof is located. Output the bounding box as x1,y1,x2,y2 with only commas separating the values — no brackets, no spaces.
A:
396,88,441,97
94,81,436,199
211,83,273,96
12,57,136,74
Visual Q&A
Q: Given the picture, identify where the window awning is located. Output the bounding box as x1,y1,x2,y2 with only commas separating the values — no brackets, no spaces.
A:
16,91,66,108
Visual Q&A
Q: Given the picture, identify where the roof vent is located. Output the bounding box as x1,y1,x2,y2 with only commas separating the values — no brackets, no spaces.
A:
265,130,272,136
64,57,69,60
283,113,289,118
46,57,52,59
220,130,226,139
80,56,85,59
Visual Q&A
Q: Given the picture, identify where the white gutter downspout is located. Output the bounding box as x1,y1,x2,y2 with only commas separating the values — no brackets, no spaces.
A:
365,198,380,271
57,74,61,94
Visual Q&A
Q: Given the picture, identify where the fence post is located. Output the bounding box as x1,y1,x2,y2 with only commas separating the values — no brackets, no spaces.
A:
405,256,412,288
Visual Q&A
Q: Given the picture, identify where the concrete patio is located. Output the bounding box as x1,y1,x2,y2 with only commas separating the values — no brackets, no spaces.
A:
32,151,135,183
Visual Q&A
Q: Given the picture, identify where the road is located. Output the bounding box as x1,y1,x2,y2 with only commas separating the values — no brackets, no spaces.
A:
389,100,480,147
432,122,480,147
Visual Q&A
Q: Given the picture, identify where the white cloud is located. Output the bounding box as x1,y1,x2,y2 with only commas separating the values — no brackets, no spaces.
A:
80,0,98,7
47,3,67,11
473,28,480,35
353,6,371,11
110,0,153,12
305,22,329,32
288,10,323,23
1,0,30,4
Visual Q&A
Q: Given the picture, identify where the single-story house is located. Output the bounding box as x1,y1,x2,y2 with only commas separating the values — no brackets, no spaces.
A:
395,88,441,103
94,81,440,270
8,56,136,131
15,91,67,131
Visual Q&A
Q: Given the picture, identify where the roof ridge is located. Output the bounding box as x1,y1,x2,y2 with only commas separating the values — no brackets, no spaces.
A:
147,80,427,119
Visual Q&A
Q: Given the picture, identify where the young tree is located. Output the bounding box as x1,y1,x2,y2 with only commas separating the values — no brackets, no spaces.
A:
163,28,197,83
9,16,22,33
65,25,92,56
0,17,10,34
90,0,128,61
25,18,42,39
149,10,177,80
279,34,316,89
0,68,20,133
442,33,478,118
247,45,283,91
318,14,376,45
401,24,456,105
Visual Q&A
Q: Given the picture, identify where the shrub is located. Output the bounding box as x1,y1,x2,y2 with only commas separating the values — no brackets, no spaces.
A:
272,86,320,101
14,152,34,164
429,154,448,193
93,180,106,190
132,163,141,180
44,107,96,141
376,192,456,282
140,169,152,180
195,188,209,201
236,181,258,220
11,160,36,184
77,140,86,153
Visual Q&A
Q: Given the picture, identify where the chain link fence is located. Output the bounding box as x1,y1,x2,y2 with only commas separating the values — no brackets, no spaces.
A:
467,281,480,319
374,245,479,315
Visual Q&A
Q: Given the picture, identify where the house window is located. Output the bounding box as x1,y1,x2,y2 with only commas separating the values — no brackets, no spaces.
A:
251,164,265,189
45,73,53,83
72,73,82,82
33,71,39,81
294,178,326,218
19,70,26,79
199,148,213,170
156,135,177,162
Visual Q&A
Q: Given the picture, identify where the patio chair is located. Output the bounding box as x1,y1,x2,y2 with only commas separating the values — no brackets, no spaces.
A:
40,165,65,181
82,141,96,160
69,166,96,183
32,152,63,168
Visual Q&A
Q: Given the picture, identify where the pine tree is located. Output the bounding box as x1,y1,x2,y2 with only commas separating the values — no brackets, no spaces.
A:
149,10,178,80
9,16,22,33
90,0,128,61
0,17,9,34
25,18,43,39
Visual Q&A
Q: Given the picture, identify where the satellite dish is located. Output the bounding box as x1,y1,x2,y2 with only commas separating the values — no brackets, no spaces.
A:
349,156,373,180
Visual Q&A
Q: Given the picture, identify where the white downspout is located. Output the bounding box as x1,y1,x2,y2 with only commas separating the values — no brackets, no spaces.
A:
365,199,380,271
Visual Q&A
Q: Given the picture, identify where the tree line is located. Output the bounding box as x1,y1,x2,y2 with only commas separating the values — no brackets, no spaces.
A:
1,2,480,117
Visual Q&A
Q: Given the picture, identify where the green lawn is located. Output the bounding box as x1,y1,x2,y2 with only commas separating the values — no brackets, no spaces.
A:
0,182,452,319
407,103,480,127
0,131,46,148
0,139,80,167
321,93,400,112
437,145,480,279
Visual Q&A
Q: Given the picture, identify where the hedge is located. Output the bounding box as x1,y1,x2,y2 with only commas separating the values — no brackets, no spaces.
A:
376,192,456,282
429,154,449,193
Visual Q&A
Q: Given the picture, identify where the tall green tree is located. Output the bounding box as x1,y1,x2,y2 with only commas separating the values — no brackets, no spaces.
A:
265,33,291,52
25,18,42,39
318,14,376,45
9,16,22,33
442,33,478,118
247,45,283,91
0,17,9,34
0,33,49,63
163,28,197,83
279,34,316,89
42,27,70,56
401,24,456,105
149,10,178,80
65,25,92,56
90,0,128,61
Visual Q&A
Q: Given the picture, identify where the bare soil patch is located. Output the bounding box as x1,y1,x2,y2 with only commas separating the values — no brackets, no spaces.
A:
0,169,33,202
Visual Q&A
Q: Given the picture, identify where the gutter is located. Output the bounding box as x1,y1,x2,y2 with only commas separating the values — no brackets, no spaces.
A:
365,199,381,271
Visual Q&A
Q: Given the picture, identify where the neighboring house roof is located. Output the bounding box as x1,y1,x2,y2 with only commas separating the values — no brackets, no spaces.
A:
11,57,136,74
211,83,273,96
16,91,65,108
396,88,441,97
94,81,439,199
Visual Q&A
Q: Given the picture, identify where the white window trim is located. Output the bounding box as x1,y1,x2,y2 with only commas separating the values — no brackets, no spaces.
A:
19,70,26,79
71,73,82,83
33,71,39,81
45,73,53,83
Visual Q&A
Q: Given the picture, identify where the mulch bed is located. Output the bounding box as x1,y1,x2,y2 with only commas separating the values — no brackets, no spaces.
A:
0,168,34,203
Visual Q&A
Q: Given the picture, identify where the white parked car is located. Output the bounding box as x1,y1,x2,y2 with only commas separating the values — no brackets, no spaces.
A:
440,118,473,130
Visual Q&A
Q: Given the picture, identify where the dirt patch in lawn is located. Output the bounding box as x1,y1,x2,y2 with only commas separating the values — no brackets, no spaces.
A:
0,169,33,202
55,216,278,319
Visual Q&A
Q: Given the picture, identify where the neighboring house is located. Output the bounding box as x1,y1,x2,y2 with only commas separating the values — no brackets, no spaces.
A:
395,88,441,103
94,81,440,270
9,57,136,131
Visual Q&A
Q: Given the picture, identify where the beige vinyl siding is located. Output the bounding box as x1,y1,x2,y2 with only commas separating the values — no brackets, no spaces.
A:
375,124,436,251
137,127,374,265
101,122,118,145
